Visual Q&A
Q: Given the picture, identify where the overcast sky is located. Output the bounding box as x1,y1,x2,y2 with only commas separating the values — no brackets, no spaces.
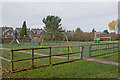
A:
1,2,118,32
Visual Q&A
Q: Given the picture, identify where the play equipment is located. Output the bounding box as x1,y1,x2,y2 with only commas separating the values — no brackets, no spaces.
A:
22,35,34,47
40,36,45,48
9,30,20,46
59,33,72,53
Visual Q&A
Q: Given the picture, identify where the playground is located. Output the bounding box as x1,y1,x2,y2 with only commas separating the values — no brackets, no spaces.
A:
0,28,119,78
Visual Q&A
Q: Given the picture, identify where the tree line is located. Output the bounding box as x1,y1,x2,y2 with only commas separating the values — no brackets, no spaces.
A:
20,15,118,41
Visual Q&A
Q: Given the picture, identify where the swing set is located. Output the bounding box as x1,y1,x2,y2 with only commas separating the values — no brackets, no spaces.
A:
36,32,72,53
59,33,72,53
22,35,34,47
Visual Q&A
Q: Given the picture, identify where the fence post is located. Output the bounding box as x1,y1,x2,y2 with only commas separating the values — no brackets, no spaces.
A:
81,46,83,59
32,49,34,68
67,46,69,62
113,43,114,51
89,45,91,57
10,50,13,73
49,47,51,65
107,43,108,51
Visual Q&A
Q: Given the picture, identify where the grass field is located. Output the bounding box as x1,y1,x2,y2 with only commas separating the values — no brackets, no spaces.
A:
3,60,118,78
1,41,119,78
2,41,118,49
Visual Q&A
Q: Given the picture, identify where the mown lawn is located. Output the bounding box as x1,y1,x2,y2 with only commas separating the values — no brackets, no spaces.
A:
2,41,118,49
1,50,67,72
2,41,118,57
3,60,118,78
1,41,119,78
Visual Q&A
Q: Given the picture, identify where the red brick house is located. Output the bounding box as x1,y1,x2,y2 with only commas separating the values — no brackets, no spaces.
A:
3,29,14,38
31,28,45,37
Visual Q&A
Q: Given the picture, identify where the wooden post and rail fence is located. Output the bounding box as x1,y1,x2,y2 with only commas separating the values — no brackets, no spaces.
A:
0,42,119,73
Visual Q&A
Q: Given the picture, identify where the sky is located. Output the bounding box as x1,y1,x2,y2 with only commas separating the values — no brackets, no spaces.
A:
0,0,119,32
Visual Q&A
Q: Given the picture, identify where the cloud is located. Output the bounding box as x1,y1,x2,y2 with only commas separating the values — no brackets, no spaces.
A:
2,2,118,32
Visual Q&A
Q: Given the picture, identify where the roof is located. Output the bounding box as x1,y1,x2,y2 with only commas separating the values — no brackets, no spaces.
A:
31,28,44,34
3,29,14,34
15,28,21,33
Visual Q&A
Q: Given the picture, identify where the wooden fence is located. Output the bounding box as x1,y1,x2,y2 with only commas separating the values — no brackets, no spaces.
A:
1,45,83,73
89,42,118,57
0,42,119,73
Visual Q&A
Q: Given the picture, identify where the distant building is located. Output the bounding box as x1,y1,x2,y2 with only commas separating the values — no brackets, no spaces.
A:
66,30,75,36
31,28,45,37
15,28,21,34
3,28,14,38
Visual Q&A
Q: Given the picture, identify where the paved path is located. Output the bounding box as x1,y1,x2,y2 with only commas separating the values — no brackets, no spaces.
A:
19,51,81,59
0,48,80,59
19,51,68,59
84,58,120,66
0,48,119,66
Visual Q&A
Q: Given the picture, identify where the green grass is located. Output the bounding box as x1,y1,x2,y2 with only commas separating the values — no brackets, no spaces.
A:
2,41,118,49
1,41,119,78
2,41,118,58
1,50,67,72
3,60,118,78
94,52,119,62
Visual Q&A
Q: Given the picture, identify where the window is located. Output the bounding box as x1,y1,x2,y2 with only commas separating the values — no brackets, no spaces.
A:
11,32,13,36
7,32,9,35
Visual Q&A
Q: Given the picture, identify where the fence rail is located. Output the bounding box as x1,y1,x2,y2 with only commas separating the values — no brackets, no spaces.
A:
1,45,83,73
90,42,118,57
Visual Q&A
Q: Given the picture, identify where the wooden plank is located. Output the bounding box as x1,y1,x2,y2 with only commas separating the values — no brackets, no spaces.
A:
10,47,50,51
0,56,11,62
91,47,118,52
31,49,34,68
13,51,82,62
90,50,118,57
91,42,118,46
0,48,10,51
49,47,51,64
81,46,83,59
10,51,13,73
67,46,69,62
12,56,50,62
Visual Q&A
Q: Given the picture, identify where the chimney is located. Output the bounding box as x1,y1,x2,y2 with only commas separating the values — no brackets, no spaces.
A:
5,26,7,30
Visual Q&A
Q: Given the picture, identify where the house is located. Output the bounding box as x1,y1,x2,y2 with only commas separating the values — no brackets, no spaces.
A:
0,26,14,38
15,28,21,34
3,28,14,38
65,30,75,36
31,28,45,37
15,28,33,36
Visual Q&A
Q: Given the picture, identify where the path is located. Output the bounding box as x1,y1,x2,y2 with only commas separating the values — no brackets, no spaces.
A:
0,48,80,59
84,58,120,66
0,48,119,66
